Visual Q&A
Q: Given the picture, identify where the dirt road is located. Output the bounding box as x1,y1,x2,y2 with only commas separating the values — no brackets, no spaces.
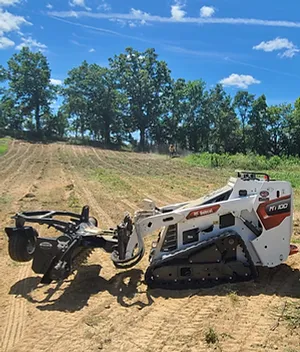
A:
0,141,299,352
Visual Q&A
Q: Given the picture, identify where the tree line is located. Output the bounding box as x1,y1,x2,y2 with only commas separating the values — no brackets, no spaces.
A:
1,46,300,156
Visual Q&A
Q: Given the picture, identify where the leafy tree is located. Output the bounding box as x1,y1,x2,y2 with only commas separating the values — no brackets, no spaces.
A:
248,95,269,155
233,91,254,153
7,47,56,132
63,61,89,139
209,84,240,153
288,98,300,157
109,47,172,150
63,61,124,144
44,108,69,138
180,80,209,152
166,78,187,145
267,104,293,156
0,94,24,130
150,78,186,147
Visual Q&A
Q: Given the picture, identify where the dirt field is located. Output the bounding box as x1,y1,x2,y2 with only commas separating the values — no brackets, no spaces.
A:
0,140,299,352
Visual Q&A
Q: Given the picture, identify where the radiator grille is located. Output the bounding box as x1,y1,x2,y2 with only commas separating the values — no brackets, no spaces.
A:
161,225,178,252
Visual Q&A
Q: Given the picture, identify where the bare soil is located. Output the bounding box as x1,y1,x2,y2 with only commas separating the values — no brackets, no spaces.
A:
0,140,299,352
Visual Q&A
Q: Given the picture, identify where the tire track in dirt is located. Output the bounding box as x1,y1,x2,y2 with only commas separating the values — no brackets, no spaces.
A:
10,144,154,352
118,150,229,199
0,144,53,352
101,293,224,352
21,144,52,200
8,145,123,352
221,268,294,352
0,140,18,166
243,266,300,351
90,148,168,205
67,145,114,227
80,147,137,212
0,143,29,179
1,144,107,352
0,144,34,191
99,148,207,182
91,147,183,205
1,264,31,352
4,144,44,346
96,148,201,203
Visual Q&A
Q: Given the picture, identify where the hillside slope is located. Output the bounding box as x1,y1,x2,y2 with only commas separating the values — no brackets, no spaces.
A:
0,141,299,352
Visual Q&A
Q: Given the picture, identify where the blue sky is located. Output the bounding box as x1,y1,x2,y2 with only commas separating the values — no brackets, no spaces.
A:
1,0,300,105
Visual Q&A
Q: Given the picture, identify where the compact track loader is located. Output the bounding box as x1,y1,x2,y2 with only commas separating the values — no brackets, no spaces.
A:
5,171,299,289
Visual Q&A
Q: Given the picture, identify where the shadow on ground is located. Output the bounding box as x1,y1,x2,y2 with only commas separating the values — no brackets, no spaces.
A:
9,265,153,312
9,264,300,313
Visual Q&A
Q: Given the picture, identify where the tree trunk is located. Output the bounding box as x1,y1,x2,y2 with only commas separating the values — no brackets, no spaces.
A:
104,119,111,145
35,104,40,131
104,128,110,145
139,127,146,151
242,118,246,154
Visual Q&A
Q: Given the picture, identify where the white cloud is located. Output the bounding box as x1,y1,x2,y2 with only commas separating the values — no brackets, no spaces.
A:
50,78,62,85
69,0,91,11
220,74,261,89
130,8,149,19
48,10,300,29
46,3,53,9
0,35,14,49
200,6,215,18
253,37,293,52
171,1,186,21
89,48,95,52
97,0,111,11
109,18,126,27
0,9,31,36
109,9,149,28
0,0,19,6
280,47,300,58
128,19,148,28
253,37,299,58
16,36,47,51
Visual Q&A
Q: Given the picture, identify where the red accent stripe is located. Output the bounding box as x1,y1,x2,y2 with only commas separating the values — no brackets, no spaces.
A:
186,204,220,220
257,195,291,230
290,244,299,256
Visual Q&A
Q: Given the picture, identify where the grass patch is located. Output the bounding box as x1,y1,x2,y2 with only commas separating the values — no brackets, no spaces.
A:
0,195,12,205
205,327,219,344
227,290,239,305
184,152,300,170
68,191,81,210
283,302,300,330
0,137,10,155
92,167,131,193
184,152,300,192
